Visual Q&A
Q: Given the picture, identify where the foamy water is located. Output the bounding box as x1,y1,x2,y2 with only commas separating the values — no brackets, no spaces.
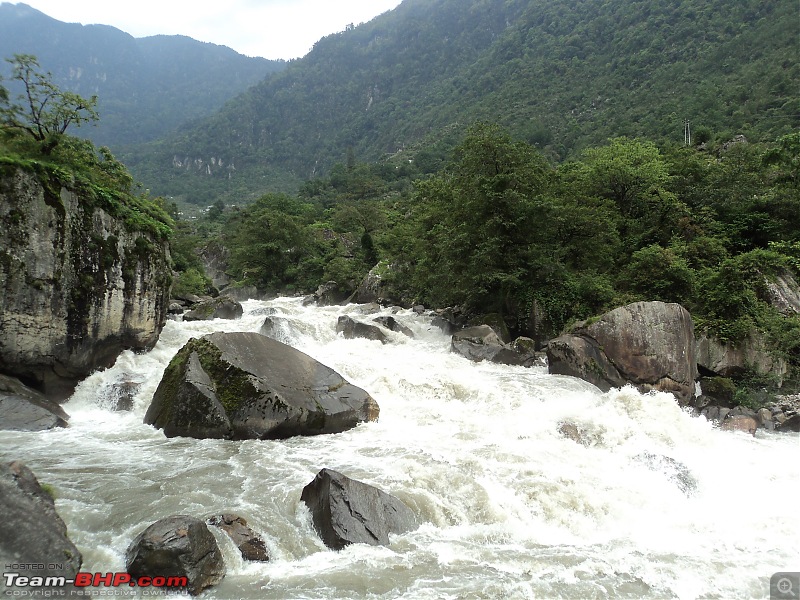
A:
1,298,797,599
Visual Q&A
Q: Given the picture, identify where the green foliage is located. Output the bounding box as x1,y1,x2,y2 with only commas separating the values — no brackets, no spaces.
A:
0,10,285,148
620,244,696,303
0,71,173,241
412,123,552,315
0,54,98,154
225,193,322,291
183,119,799,378
172,268,213,297
123,0,797,202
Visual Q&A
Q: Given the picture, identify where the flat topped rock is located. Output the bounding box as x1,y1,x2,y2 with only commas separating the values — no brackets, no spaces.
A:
145,332,379,440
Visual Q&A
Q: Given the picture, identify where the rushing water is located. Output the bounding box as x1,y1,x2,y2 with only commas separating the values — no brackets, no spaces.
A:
1,298,798,599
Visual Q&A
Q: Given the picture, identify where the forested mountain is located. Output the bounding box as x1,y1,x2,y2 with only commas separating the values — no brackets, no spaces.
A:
0,2,285,147
125,0,797,204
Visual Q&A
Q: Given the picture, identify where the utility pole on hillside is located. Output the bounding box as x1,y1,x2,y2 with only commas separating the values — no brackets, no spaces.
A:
684,119,691,146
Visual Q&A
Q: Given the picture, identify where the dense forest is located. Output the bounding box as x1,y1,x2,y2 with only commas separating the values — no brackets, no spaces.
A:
170,123,800,403
124,0,798,205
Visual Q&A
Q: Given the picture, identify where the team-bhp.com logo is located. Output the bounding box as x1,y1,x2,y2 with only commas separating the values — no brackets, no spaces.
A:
3,569,188,596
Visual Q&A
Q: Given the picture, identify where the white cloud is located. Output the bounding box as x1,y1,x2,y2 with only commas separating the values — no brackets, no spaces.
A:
16,0,403,59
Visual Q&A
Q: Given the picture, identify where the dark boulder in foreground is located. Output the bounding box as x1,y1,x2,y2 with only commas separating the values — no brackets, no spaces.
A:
300,468,418,550
207,513,269,562
126,515,224,596
547,301,697,404
0,461,82,584
144,332,379,439
0,375,70,431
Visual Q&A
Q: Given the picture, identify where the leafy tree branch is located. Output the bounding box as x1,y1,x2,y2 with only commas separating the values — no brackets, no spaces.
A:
0,54,98,154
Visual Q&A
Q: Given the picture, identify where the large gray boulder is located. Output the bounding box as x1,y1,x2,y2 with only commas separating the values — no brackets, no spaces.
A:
144,332,379,439
547,302,697,404
695,330,787,384
300,469,417,550
0,461,82,586
126,515,224,596
0,375,69,430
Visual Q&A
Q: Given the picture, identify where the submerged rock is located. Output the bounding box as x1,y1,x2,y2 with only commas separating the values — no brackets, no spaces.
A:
300,468,418,550
144,332,379,439
126,515,224,596
206,514,268,562
634,453,697,496
336,315,389,344
183,295,243,321
372,315,414,338
0,461,82,584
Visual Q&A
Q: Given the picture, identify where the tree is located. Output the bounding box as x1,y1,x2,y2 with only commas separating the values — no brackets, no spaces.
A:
413,122,552,315
0,54,98,154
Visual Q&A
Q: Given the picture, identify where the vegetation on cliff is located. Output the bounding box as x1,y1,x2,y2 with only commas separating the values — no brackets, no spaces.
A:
0,55,173,239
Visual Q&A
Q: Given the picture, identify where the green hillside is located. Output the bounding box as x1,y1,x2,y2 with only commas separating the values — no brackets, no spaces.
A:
125,0,798,204
0,2,285,147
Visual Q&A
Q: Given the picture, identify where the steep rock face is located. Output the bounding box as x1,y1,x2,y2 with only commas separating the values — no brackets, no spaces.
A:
765,270,800,316
547,302,697,404
695,330,787,383
145,332,379,439
0,168,171,399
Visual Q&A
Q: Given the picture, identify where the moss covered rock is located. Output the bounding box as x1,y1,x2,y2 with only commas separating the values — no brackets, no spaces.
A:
144,332,379,439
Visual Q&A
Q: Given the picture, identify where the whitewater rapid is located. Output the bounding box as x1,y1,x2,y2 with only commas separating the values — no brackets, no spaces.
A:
1,298,797,599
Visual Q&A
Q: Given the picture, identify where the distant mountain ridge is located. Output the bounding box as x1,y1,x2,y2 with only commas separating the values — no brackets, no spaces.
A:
122,0,797,204
0,2,286,147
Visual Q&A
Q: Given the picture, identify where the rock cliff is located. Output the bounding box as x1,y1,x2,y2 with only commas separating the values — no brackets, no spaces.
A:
0,167,171,399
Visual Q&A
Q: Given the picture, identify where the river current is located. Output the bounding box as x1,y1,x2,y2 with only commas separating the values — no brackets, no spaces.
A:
1,298,798,599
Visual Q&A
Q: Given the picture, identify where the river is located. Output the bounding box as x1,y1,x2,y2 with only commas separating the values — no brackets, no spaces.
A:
1,298,797,599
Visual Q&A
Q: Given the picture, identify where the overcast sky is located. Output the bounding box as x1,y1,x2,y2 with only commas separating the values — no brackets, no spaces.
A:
16,0,404,60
